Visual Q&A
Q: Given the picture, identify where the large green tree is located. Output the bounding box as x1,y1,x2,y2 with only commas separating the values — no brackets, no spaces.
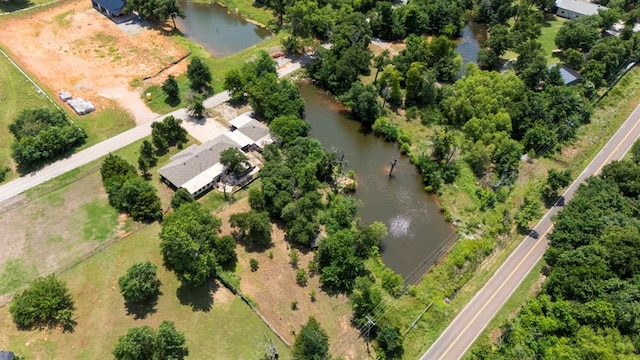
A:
293,316,330,360
229,210,273,247
269,115,310,146
118,261,161,304
187,56,213,94
151,115,188,152
9,275,76,331
123,0,184,23
159,202,225,285
220,148,248,175
113,321,188,360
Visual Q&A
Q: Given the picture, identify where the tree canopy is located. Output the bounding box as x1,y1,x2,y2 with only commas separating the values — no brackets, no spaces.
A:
118,261,161,304
9,275,76,331
113,321,188,360
293,316,330,360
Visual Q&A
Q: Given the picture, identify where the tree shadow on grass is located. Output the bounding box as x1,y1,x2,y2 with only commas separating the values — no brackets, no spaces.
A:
124,293,161,320
164,95,181,108
176,280,217,312
0,0,32,13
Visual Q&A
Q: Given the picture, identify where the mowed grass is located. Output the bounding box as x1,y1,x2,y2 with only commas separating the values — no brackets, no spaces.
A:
0,134,197,298
0,223,292,360
0,49,54,180
72,105,136,150
503,14,567,64
206,0,275,27
144,32,285,114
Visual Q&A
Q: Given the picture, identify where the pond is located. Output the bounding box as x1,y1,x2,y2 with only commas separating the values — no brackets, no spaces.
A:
301,83,456,282
175,0,271,58
456,22,488,67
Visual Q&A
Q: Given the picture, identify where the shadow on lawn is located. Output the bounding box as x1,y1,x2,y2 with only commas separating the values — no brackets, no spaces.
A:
176,280,218,312
124,293,161,320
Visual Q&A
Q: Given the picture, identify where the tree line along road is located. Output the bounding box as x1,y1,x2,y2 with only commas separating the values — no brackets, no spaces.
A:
421,102,640,360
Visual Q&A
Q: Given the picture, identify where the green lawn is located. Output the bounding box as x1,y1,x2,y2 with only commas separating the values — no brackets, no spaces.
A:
0,223,292,360
503,14,567,64
212,0,275,28
0,49,54,180
144,32,286,114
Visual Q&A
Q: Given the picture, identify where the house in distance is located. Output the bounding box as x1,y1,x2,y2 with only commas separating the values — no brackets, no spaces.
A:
554,0,607,20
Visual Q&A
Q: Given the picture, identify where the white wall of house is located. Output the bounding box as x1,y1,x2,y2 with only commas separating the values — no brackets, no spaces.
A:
556,8,582,19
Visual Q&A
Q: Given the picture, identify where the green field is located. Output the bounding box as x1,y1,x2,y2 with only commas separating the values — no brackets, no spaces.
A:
0,223,292,359
0,50,54,180
504,14,567,64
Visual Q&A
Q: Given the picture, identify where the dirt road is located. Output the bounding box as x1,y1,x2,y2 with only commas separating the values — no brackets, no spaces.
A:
421,102,640,360
0,58,303,204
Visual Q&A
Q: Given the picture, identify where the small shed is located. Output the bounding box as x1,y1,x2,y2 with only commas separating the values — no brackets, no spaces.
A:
0,351,15,360
550,64,582,86
92,0,126,18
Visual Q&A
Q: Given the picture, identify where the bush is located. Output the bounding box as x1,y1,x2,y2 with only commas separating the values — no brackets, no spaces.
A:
9,275,76,331
296,269,308,286
118,261,161,304
309,290,316,302
381,268,403,298
162,74,179,100
0,165,10,182
372,118,399,142
291,300,299,310
289,248,300,267
113,321,188,360
250,258,259,272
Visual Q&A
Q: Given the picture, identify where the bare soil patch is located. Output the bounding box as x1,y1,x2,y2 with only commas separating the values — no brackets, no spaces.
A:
215,197,368,359
0,1,189,123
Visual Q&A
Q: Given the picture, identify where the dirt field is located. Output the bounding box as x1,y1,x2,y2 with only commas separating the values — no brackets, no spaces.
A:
0,0,190,123
216,197,369,360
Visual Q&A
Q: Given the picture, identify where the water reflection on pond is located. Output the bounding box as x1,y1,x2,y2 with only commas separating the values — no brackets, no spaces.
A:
301,83,456,282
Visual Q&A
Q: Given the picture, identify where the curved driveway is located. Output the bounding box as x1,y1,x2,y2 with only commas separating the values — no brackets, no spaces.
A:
421,103,640,360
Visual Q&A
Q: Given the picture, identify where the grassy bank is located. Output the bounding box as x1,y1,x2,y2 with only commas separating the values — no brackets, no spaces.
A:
144,32,286,114
392,67,640,358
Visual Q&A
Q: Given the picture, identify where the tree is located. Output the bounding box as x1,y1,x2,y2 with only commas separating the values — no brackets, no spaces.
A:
485,24,513,57
186,93,205,119
151,115,188,152
562,48,584,70
9,275,75,331
514,40,548,89
223,68,246,101
270,115,310,146
341,82,382,125
428,36,462,83
214,235,237,267
162,74,179,101
229,210,273,247
123,0,184,23
187,56,212,94
247,74,305,123
113,321,188,360
118,262,161,304
631,139,640,164
220,148,248,175
542,168,571,202
377,322,404,359
293,316,330,360
351,277,383,328
119,177,163,222
555,16,600,52
138,140,157,175
316,229,365,291
170,188,194,210
373,49,391,83
159,202,221,286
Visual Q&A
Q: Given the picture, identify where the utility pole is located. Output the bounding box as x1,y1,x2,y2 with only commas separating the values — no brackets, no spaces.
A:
389,157,398,177
364,315,377,357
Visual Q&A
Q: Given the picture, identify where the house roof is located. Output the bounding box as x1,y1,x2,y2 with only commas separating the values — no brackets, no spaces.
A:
158,135,239,188
182,163,226,194
229,113,255,129
0,351,15,360
236,119,271,143
551,64,582,85
555,0,607,16
94,0,125,14
225,130,254,148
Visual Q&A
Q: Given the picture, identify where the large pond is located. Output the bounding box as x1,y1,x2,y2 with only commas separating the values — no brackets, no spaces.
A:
301,83,456,282
175,0,271,57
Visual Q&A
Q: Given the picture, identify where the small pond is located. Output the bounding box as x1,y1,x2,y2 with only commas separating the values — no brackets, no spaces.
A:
175,0,271,57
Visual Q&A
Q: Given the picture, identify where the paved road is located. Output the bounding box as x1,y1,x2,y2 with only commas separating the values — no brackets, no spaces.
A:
421,103,640,360
0,59,303,204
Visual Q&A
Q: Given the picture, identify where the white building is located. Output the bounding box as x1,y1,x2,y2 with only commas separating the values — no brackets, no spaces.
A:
555,0,607,19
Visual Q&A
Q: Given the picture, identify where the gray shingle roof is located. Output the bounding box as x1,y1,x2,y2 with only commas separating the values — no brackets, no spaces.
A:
237,119,270,142
158,135,238,188
550,64,582,85
555,0,607,16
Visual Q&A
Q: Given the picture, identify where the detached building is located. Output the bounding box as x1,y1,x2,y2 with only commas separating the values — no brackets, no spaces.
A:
550,64,582,86
158,113,272,197
554,0,607,19
92,0,126,19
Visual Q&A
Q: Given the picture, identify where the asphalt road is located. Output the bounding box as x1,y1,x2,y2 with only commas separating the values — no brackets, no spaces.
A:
0,59,303,204
421,102,640,360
